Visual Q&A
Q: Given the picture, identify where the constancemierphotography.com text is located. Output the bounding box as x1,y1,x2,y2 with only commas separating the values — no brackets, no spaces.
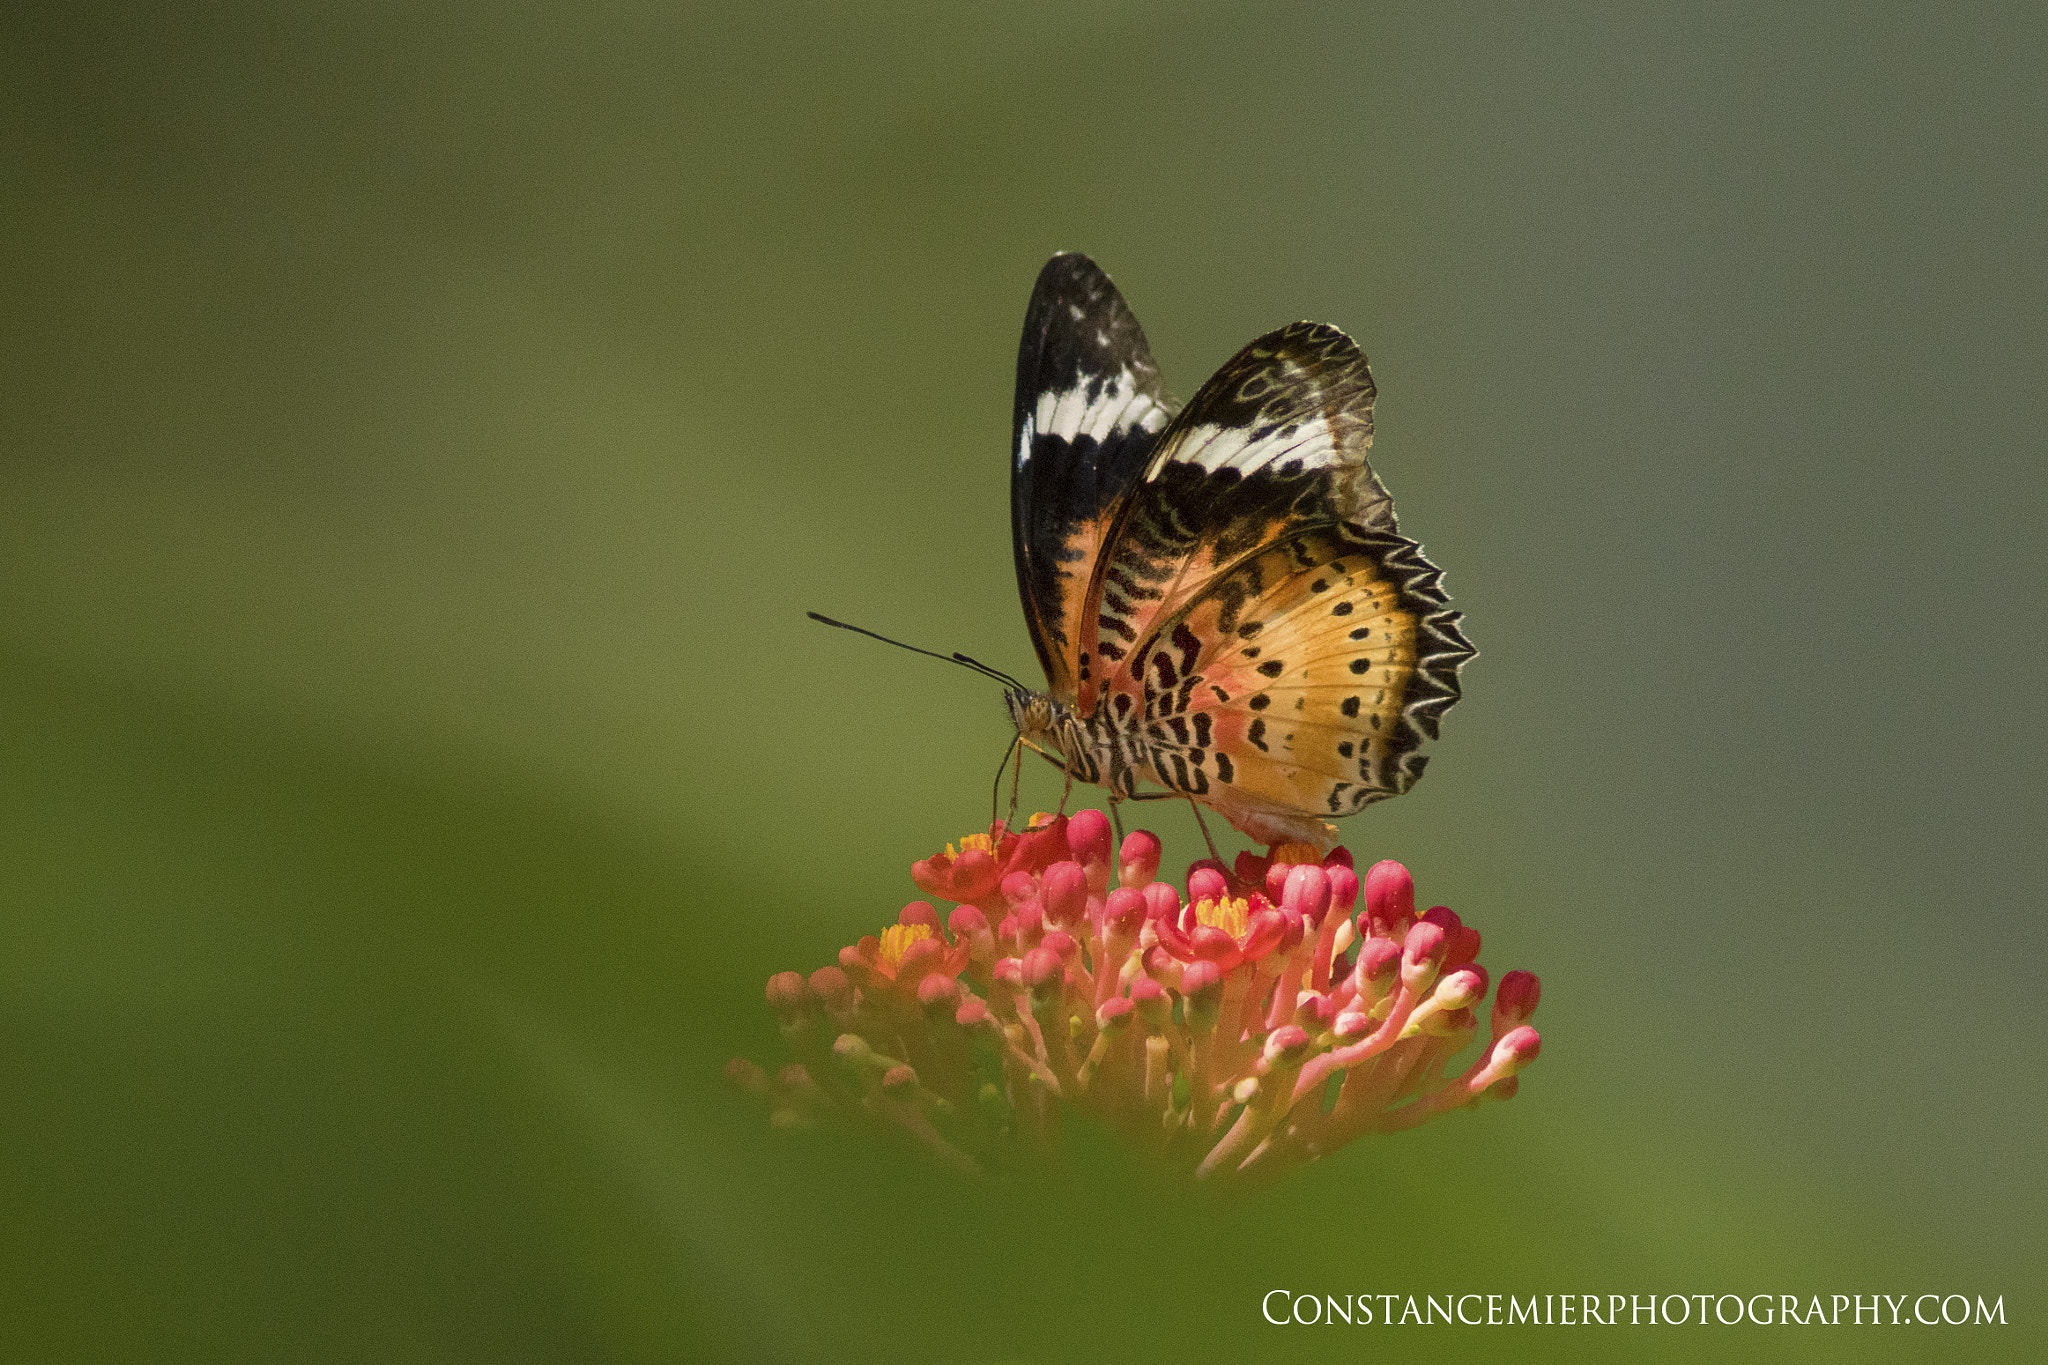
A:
1261,1292,2006,1329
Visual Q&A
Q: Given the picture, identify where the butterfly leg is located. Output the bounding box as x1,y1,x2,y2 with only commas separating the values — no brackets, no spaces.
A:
991,735,1025,839
1187,797,1224,865
988,738,1005,835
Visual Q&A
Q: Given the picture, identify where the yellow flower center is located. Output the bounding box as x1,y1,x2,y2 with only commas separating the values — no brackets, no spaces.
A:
944,831,996,859
1192,896,1250,941
1270,842,1321,866
878,923,936,975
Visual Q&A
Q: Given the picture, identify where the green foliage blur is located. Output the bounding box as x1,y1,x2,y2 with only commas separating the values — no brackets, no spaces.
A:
3,3,2042,1361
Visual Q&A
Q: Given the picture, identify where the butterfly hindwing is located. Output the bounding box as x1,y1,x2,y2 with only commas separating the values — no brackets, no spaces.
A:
1085,321,1473,845
1011,254,1177,705
1134,523,1472,842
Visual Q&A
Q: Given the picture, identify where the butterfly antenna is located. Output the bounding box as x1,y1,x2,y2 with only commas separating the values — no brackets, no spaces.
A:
806,612,1028,690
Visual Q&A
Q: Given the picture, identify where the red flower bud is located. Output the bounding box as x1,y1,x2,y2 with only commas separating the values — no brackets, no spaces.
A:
1363,859,1416,937
1041,861,1090,928
1065,809,1113,888
1141,881,1180,922
1103,887,1146,937
1187,865,1228,906
1118,830,1162,890
1493,970,1541,1029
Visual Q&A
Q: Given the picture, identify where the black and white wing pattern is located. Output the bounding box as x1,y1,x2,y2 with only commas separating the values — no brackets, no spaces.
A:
1010,253,1178,704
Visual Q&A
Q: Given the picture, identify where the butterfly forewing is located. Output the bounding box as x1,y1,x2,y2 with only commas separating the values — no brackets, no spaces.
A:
1140,321,1392,528
1011,254,1178,705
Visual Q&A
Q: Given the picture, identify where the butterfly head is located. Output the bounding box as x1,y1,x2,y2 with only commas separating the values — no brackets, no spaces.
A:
1004,687,1071,761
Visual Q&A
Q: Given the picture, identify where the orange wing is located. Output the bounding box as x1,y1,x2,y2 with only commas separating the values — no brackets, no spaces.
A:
1084,323,1472,846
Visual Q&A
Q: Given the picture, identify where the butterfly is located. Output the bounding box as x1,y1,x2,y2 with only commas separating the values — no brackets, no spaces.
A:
1003,253,1474,851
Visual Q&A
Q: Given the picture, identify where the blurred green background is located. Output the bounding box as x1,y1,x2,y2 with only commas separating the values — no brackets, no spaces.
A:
3,3,2042,1361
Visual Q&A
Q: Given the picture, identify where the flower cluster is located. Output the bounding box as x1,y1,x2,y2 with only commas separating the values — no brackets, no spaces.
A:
727,810,1542,1181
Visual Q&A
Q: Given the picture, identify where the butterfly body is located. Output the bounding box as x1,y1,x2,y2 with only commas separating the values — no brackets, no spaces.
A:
1008,255,1474,851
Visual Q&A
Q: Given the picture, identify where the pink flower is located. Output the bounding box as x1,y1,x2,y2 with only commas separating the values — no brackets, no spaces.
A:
731,811,1544,1182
